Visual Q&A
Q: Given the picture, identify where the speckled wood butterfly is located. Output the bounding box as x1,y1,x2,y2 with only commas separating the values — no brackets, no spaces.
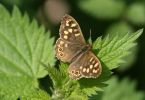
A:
55,14,102,80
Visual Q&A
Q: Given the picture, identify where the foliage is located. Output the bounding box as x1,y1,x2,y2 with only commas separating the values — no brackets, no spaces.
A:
0,4,55,99
78,0,145,26
0,3,144,100
78,0,125,19
106,22,133,36
93,29,143,69
21,89,50,100
106,22,137,71
90,76,145,100
126,3,145,25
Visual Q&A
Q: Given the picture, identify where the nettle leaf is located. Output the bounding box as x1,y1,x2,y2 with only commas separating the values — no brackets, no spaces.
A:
0,5,55,99
93,29,143,69
91,76,145,100
78,0,125,19
45,63,80,99
21,89,50,100
106,22,138,71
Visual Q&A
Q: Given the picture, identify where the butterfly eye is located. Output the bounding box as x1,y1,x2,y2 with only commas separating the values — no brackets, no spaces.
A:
71,70,75,74
59,52,64,57
75,71,79,75
58,48,63,52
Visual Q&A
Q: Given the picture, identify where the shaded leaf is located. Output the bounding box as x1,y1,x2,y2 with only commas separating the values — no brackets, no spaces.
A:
126,3,145,25
90,76,145,100
106,22,133,37
78,0,125,19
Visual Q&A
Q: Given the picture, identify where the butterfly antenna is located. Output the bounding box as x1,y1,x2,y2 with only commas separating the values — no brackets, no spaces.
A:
89,29,92,45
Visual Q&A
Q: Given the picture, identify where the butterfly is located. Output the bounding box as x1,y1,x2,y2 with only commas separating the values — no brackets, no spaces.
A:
55,14,102,80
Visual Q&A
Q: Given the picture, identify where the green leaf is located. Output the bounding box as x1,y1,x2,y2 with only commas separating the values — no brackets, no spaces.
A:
21,89,50,100
106,22,138,71
90,76,145,100
78,0,125,19
126,3,145,25
67,96,87,100
0,5,55,99
93,29,143,69
44,63,72,99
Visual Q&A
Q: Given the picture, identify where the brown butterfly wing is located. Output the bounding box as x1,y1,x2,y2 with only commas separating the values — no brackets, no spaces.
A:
68,51,102,80
55,38,84,62
59,14,86,44
55,14,102,80
55,14,86,62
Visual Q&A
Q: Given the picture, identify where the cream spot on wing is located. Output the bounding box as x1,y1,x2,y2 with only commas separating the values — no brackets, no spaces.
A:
86,68,89,73
66,23,69,26
90,65,93,69
74,29,78,32
64,30,69,34
66,20,70,26
58,44,61,47
80,66,83,69
64,35,68,39
68,29,73,33
93,69,98,73
92,60,95,64
71,23,76,27
75,33,80,37
83,68,86,72
60,41,64,44
64,44,68,47
90,57,94,62
66,20,69,23
94,62,99,67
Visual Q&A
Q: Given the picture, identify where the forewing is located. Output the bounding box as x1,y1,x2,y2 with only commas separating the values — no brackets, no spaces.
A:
55,38,84,63
68,51,102,80
55,14,86,62
59,14,86,44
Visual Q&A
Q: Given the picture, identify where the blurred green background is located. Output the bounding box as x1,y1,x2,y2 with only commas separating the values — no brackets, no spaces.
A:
1,0,145,95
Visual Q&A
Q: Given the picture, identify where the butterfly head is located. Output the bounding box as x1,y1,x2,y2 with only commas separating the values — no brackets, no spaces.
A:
83,44,92,52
